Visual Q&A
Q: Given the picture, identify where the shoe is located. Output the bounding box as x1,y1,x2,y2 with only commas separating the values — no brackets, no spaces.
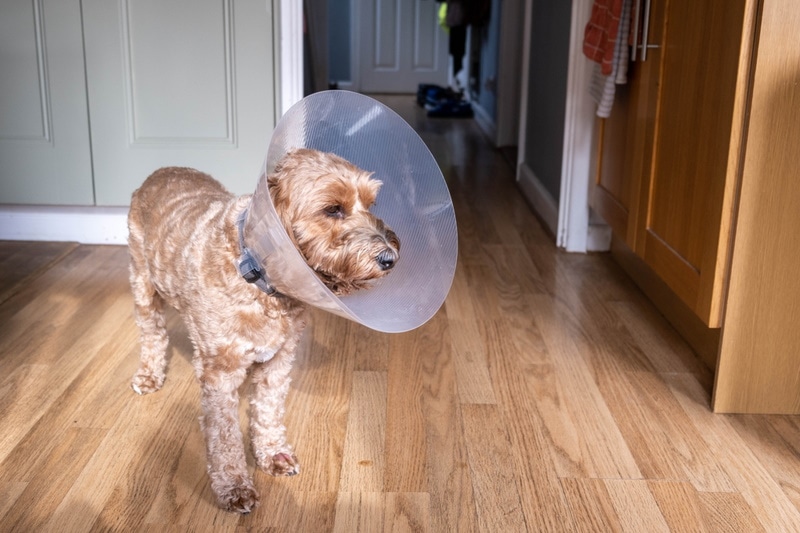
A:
417,84,463,108
426,100,473,118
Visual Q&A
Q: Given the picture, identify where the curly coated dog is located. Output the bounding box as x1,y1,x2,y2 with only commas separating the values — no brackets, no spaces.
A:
127,148,400,513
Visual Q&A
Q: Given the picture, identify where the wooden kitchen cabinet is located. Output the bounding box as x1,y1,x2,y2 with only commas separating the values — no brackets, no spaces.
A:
595,0,800,414
592,0,757,328
713,0,800,413
592,0,663,246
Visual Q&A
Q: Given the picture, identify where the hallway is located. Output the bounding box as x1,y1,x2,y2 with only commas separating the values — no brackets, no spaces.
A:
1,95,799,531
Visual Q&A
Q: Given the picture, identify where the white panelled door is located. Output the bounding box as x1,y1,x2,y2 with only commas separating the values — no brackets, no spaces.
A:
0,0,94,205
358,0,449,93
83,0,276,205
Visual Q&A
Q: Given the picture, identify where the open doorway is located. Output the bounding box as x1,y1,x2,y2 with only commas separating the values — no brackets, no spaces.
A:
298,0,600,254
311,0,522,149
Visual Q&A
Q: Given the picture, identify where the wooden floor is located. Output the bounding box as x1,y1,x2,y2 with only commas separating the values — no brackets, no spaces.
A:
2,96,800,532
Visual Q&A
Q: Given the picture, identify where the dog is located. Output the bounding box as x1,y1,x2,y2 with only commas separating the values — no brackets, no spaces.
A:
127,148,400,513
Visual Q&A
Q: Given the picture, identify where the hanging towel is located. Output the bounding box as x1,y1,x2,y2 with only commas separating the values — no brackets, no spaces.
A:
583,0,624,76
613,0,631,85
588,0,631,117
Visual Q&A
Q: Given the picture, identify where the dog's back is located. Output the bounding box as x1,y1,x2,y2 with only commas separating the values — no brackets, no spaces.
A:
129,167,232,241
128,167,249,311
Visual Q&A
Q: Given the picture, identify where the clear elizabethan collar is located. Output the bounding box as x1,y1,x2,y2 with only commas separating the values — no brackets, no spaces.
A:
243,91,458,333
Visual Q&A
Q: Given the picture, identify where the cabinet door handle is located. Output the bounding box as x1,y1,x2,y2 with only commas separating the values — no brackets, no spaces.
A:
639,0,659,61
631,0,659,62
631,0,641,61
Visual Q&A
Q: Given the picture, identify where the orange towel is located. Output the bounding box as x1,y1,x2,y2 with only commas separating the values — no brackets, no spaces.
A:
583,0,623,76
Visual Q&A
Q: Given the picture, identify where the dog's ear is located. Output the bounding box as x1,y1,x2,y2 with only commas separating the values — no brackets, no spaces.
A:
267,172,280,193
267,171,290,210
268,150,301,195
368,174,382,193
270,148,306,179
358,173,382,208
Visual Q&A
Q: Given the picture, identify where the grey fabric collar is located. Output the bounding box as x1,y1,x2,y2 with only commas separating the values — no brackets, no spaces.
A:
236,209,280,297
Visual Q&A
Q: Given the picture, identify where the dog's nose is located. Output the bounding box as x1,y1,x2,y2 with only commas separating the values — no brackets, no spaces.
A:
377,249,398,271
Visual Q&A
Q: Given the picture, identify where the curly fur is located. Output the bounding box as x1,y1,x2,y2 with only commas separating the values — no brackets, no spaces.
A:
127,149,399,513
270,149,400,294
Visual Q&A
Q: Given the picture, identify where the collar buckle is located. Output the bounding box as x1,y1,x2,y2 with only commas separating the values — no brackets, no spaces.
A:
237,209,280,297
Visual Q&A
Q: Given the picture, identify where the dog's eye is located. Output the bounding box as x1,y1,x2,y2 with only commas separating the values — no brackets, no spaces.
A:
324,205,344,218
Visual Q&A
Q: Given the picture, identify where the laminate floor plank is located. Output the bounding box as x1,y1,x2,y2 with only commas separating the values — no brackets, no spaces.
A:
338,371,387,492
525,294,642,480
384,329,428,494
665,373,800,531
0,240,78,305
417,313,479,533
445,317,496,405
560,478,624,533
481,319,578,531
332,491,382,533
698,491,766,533
648,480,713,533
728,415,800,515
604,479,672,533
0,481,27,523
282,310,354,493
461,403,528,533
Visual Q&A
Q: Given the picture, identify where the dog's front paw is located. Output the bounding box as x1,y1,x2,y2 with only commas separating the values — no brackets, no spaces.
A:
217,483,260,514
261,452,300,477
131,370,164,395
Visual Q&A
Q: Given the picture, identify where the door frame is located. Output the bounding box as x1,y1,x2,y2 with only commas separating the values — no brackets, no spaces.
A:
516,0,609,253
279,0,303,115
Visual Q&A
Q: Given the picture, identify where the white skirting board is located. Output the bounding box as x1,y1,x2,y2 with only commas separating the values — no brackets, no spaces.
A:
516,163,612,252
471,101,497,145
516,163,560,238
0,206,129,245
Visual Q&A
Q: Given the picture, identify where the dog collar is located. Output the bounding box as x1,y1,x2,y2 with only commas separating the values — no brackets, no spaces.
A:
236,209,281,297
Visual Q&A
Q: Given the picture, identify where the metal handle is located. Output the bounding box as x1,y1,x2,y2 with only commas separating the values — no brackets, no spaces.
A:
631,0,641,61
639,0,659,62
640,0,652,61
631,0,659,62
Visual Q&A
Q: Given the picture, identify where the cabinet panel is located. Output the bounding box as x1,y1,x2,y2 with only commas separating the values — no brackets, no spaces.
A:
592,0,665,246
594,0,757,328
714,0,800,413
593,84,633,240
83,0,276,205
637,0,756,326
0,0,93,205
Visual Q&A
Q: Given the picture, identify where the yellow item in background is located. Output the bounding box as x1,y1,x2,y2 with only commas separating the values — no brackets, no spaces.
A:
438,3,448,32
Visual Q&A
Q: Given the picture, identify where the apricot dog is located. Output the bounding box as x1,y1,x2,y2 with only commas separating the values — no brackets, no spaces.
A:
127,148,399,513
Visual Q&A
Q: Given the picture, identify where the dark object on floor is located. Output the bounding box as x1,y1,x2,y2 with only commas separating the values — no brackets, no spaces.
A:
417,84,459,107
427,99,474,118
417,84,473,119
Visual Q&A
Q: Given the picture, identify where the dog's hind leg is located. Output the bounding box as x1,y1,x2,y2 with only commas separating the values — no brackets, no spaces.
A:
249,333,302,477
128,238,169,395
198,364,259,513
